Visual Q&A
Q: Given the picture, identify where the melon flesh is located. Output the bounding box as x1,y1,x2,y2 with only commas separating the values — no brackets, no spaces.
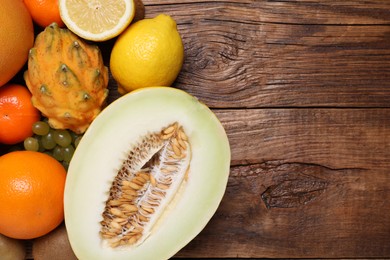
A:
64,87,231,260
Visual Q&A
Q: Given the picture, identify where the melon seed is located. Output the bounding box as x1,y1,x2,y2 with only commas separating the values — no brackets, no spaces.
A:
99,122,191,248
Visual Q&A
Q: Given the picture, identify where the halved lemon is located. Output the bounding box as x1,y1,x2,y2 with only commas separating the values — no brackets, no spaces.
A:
59,0,135,41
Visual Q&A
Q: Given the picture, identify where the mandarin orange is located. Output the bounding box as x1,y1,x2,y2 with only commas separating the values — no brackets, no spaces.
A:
0,0,34,87
24,0,65,28
0,84,41,145
0,151,66,239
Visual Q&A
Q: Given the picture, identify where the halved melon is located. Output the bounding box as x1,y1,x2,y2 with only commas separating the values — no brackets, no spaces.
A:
64,87,231,259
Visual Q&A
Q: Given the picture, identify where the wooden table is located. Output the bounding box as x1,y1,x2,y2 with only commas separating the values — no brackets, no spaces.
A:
136,0,389,258
2,0,389,259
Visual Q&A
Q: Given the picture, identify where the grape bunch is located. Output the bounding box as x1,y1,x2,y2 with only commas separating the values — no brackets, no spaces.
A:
23,120,83,170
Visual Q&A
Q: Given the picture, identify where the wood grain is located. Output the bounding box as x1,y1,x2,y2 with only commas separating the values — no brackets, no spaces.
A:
143,0,390,108
172,109,390,258
176,164,390,258
135,0,390,258
218,108,390,169
2,0,390,259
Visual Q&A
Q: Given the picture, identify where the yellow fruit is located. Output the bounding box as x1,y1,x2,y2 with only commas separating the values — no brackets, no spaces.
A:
110,14,184,94
0,0,34,87
24,23,109,134
58,0,135,41
64,87,230,259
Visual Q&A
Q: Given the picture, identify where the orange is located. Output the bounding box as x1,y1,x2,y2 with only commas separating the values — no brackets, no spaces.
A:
0,0,34,87
24,0,65,28
0,84,41,145
0,151,66,239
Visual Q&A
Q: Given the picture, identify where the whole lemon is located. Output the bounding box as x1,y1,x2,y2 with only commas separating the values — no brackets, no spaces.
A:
110,14,184,94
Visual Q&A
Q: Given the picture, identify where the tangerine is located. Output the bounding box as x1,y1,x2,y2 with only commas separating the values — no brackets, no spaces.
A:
0,0,34,87
0,84,41,145
24,0,65,28
0,151,66,239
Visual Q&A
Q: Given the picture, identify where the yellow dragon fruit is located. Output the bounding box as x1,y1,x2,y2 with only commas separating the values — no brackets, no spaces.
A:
24,23,109,134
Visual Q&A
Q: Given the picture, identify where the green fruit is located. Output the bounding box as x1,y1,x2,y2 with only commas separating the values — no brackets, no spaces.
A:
24,137,39,151
54,130,72,148
63,145,75,163
32,121,50,136
52,145,64,161
41,131,57,150
64,87,230,260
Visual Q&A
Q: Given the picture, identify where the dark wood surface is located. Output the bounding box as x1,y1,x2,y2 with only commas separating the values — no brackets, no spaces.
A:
139,0,390,258
3,0,390,259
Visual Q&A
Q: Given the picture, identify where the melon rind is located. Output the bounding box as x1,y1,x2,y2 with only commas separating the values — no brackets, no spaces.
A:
64,87,231,260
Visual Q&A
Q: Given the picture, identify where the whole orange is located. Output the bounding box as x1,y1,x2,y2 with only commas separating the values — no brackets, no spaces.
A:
0,84,41,145
0,0,34,87
0,151,66,239
24,0,65,28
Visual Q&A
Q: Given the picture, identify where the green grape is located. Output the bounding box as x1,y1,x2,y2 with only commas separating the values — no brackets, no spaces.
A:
53,129,72,148
53,145,64,161
41,130,56,150
62,161,70,171
69,130,79,143
32,121,50,136
63,145,75,163
74,136,82,148
37,136,45,152
24,137,39,151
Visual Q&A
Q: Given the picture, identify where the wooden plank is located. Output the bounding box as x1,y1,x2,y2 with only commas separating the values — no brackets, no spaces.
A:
173,108,390,258
2,1,389,259
15,108,390,259
176,164,390,258
140,0,390,108
218,108,390,169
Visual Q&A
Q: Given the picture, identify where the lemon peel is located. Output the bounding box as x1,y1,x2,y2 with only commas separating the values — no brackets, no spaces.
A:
110,14,184,94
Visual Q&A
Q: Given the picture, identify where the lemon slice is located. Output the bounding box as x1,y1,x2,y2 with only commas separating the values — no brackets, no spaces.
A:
59,0,135,41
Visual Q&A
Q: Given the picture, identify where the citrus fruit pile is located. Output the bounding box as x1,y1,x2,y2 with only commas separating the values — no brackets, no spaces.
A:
0,0,186,255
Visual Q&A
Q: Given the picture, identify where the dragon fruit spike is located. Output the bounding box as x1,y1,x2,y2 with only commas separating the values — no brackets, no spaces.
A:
24,23,109,134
